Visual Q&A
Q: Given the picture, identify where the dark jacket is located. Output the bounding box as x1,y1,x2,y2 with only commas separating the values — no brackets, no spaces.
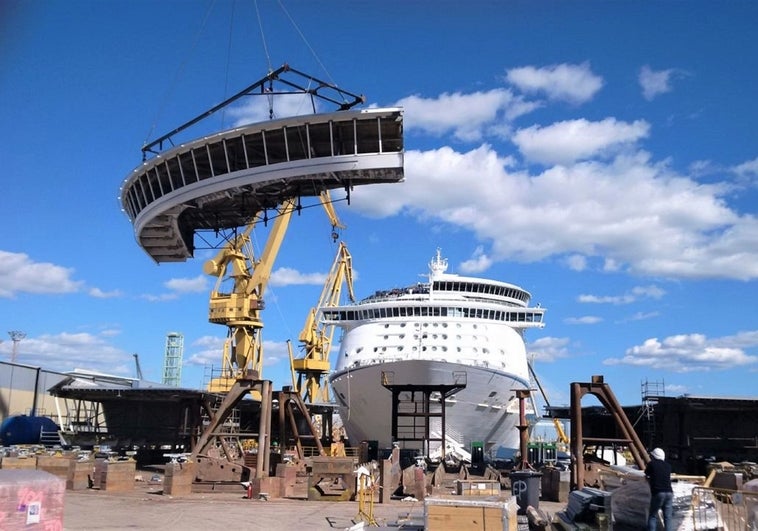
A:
645,458,673,494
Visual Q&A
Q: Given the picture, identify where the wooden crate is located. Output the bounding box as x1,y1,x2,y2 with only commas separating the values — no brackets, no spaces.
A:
0,457,37,470
94,460,135,492
163,461,195,496
425,496,518,531
67,460,94,490
36,455,72,479
456,479,502,497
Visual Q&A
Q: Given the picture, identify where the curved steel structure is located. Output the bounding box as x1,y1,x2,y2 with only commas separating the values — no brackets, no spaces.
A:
119,107,404,262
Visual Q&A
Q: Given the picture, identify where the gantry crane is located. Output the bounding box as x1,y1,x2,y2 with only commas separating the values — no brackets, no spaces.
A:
290,240,355,403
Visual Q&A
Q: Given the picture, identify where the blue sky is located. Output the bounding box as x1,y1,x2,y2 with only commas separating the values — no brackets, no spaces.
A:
2,1,757,408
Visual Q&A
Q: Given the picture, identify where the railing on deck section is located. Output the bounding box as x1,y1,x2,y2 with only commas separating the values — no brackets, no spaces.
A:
301,446,360,459
691,486,758,530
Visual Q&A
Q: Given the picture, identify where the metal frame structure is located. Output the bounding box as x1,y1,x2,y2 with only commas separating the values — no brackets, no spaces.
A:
381,370,467,459
569,375,650,490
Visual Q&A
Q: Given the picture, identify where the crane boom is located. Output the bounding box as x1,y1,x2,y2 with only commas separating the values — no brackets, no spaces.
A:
292,240,355,403
528,360,569,445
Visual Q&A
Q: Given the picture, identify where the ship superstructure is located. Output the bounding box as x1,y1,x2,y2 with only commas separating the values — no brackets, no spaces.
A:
327,250,546,458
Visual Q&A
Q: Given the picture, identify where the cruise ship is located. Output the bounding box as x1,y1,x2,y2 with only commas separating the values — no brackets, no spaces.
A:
326,250,546,459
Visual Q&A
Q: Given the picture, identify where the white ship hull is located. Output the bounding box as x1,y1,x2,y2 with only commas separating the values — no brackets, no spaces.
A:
330,358,530,453
329,315,535,455
324,250,546,458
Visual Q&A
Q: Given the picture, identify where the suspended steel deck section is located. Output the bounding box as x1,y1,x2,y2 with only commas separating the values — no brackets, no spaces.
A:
119,106,404,262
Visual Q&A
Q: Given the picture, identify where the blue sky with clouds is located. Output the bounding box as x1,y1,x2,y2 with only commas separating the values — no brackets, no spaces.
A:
1,0,757,407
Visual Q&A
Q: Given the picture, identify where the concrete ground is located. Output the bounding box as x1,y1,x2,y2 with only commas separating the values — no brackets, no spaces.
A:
62,482,566,530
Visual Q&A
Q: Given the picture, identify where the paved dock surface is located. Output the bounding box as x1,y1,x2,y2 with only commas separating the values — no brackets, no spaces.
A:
63,486,565,530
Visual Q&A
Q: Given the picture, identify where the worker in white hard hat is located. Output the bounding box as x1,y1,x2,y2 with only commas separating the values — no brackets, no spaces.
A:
645,448,673,531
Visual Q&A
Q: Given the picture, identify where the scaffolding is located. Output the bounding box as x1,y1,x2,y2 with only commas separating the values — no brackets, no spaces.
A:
640,378,665,448
162,332,184,387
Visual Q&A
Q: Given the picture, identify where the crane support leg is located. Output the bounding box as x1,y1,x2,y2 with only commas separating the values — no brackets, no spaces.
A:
191,374,273,483
569,375,650,490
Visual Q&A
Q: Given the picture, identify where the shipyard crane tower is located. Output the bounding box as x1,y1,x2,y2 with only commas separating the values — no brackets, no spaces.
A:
118,65,404,482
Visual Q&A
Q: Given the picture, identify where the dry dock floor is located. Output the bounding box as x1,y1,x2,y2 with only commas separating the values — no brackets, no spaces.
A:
63,485,566,530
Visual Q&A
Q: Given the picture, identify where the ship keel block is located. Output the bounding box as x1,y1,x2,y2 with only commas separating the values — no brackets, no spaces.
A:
120,107,404,262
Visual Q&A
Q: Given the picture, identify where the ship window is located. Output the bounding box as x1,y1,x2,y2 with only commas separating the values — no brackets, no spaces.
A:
398,346,403,351
400,334,405,339
384,335,388,340
356,347,363,353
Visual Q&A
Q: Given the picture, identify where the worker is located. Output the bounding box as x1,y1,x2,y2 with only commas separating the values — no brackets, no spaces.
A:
645,448,673,531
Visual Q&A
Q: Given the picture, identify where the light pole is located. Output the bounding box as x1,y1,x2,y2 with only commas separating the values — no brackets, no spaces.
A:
8,330,26,363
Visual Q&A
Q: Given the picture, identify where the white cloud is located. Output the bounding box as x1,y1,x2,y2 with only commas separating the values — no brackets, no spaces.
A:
639,65,675,101
0,251,83,298
349,138,757,279
512,118,650,165
395,89,539,141
528,336,571,363
506,62,604,104
141,275,208,302
89,287,122,299
733,157,758,180
459,246,493,274
578,285,665,305
605,332,758,372
565,316,603,325
270,267,327,286
165,276,208,293
565,255,587,271
0,331,132,375
625,311,660,322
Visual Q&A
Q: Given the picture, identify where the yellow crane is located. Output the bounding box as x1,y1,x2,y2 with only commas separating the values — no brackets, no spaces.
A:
204,192,344,393
290,240,355,403
204,198,296,392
